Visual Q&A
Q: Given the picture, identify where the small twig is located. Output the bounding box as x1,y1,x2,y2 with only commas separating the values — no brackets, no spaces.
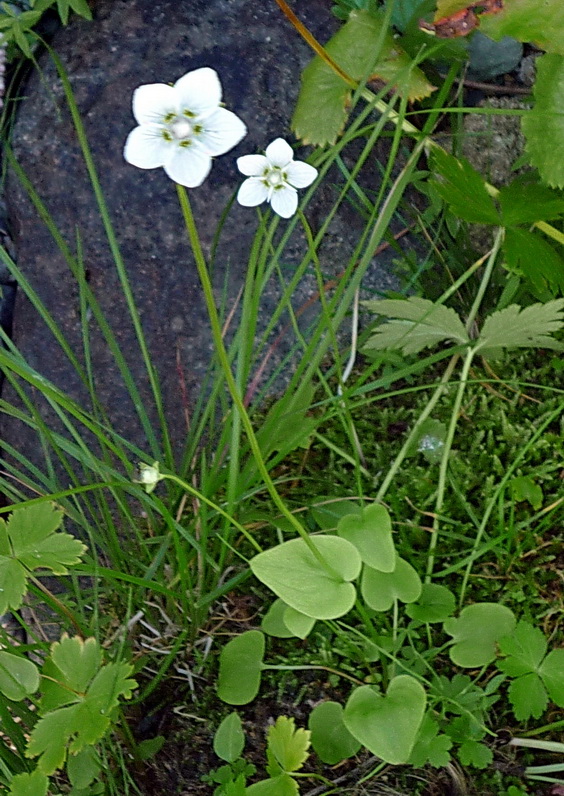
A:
456,77,533,96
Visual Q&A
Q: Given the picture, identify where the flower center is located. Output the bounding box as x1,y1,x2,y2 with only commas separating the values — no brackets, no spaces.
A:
170,118,193,140
266,168,285,188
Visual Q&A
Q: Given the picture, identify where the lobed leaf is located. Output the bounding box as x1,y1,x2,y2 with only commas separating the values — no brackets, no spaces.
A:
267,716,310,774
408,714,452,768
497,621,547,677
480,0,564,55
337,502,395,572
503,227,564,298
429,148,500,225
7,769,49,796
363,296,469,355
444,603,516,668
361,556,422,611
539,649,564,707
475,300,564,354
521,55,564,188
507,672,548,721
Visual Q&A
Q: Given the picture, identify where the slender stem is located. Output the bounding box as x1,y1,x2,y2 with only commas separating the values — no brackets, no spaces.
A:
465,228,504,333
176,186,339,578
425,346,475,581
29,575,85,637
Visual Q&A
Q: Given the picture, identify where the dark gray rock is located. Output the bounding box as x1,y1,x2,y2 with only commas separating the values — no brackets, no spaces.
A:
3,0,399,476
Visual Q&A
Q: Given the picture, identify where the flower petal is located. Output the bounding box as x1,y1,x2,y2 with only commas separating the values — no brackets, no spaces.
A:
132,84,177,125
163,145,212,187
124,125,171,168
237,178,269,207
265,138,294,168
270,185,298,218
286,160,318,189
174,67,222,117
237,154,269,177
198,108,247,156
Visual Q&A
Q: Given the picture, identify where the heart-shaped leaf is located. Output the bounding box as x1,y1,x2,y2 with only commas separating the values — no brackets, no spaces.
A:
443,603,516,667
361,557,422,611
261,599,296,638
344,676,426,764
283,606,316,639
250,536,361,620
337,503,395,572
406,583,456,623
309,701,362,765
217,631,265,705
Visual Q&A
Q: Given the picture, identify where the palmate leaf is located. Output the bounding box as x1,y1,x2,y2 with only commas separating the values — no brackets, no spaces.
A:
27,636,136,775
429,148,500,225
504,227,564,298
0,503,86,616
363,296,469,355
292,9,435,146
475,300,564,355
521,55,564,189
266,717,310,775
480,0,564,54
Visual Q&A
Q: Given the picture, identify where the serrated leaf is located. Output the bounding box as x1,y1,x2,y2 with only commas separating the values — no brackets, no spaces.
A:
7,769,49,796
521,55,564,188
539,649,564,707
66,746,101,789
475,300,564,354
292,10,435,146
40,636,102,712
498,175,564,226
444,603,516,668
480,1,564,55
363,296,469,355
507,672,548,720
0,650,40,701
497,621,547,677
0,503,86,616
429,148,500,224
408,714,452,768
267,717,310,774
503,227,564,298
458,740,493,769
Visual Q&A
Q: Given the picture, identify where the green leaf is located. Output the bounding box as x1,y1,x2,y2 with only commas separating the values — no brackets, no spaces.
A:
68,0,92,20
27,638,136,775
40,636,102,712
308,701,362,765
0,651,40,701
475,300,564,354
498,621,547,677
539,649,564,707
480,1,564,55
444,603,516,668
429,148,500,225
337,503,395,572
217,630,265,705
310,498,361,531
214,712,245,763
282,606,315,639
66,746,101,789
521,55,564,188
408,714,452,768
344,676,426,764
261,599,296,638
250,536,361,620
406,583,456,623
363,296,469,355
246,774,298,796
507,672,548,720
361,556,422,611
498,175,564,226
0,503,86,616
292,9,435,146
503,227,564,297
458,740,493,769
8,769,49,796
510,476,543,511
267,716,310,774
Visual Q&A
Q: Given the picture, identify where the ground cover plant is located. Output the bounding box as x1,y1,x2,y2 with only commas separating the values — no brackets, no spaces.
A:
0,0,563,794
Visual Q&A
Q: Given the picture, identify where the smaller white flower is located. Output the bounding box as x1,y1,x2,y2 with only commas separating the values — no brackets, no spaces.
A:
236,138,318,219
124,67,247,187
133,461,163,494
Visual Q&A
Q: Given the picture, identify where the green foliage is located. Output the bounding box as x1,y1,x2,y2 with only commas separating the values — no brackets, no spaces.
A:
360,555,422,611
308,701,361,764
265,716,310,776
249,536,361,620
408,714,452,767
214,713,245,764
343,677,427,764
510,475,543,511
336,502,395,571
0,502,86,616
475,300,564,354
217,631,265,705
480,0,564,55
292,9,434,145
7,768,49,796
406,583,456,623
0,651,39,702
521,55,564,189
444,604,516,668
0,0,91,58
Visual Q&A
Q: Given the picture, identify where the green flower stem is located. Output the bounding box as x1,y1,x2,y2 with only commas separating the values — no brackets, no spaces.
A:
426,233,501,582
263,663,364,686
161,473,261,553
175,186,340,579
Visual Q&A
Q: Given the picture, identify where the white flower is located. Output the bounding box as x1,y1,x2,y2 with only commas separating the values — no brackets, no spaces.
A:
134,461,163,494
124,67,247,187
236,138,318,218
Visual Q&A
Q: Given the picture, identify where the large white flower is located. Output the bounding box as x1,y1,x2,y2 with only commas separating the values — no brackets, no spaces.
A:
124,67,247,187
236,138,318,218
